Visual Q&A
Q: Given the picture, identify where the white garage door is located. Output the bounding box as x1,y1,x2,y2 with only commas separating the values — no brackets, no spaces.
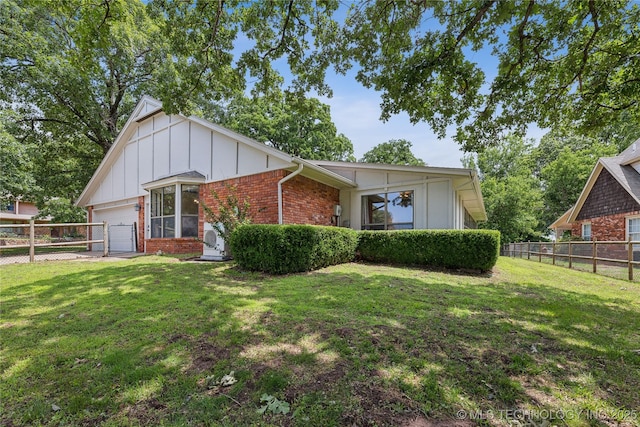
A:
93,205,138,253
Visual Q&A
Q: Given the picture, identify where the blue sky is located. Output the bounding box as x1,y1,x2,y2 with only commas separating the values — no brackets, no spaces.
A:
314,60,548,168
231,4,548,167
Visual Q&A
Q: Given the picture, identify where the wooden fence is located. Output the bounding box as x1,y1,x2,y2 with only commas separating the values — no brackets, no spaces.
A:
502,240,640,281
0,220,108,263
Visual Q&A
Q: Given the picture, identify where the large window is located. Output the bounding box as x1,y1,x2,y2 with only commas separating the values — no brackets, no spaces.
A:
362,191,414,230
150,184,199,238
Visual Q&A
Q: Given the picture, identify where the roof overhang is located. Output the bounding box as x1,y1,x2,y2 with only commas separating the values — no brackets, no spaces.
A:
295,158,357,189
76,96,163,207
309,160,487,222
141,171,207,191
0,213,50,222
549,207,574,230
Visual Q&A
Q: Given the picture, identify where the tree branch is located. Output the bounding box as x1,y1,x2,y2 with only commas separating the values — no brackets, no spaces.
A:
261,0,295,59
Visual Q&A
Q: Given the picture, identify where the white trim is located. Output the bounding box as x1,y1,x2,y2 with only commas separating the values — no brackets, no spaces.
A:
278,163,304,224
142,174,206,191
626,215,640,239
581,222,592,241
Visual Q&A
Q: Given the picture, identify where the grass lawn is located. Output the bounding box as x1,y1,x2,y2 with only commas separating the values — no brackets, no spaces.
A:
1,257,639,426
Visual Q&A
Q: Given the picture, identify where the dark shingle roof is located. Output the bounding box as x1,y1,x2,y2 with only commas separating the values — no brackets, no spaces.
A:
600,156,640,206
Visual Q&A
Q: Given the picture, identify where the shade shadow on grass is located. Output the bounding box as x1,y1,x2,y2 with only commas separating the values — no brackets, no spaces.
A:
1,258,639,426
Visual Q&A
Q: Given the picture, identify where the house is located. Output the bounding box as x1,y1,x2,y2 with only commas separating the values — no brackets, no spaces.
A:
549,207,574,240
76,96,487,254
0,198,49,235
553,139,640,243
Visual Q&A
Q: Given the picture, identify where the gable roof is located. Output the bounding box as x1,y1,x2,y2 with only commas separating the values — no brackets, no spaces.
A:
567,138,640,223
76,97,355,206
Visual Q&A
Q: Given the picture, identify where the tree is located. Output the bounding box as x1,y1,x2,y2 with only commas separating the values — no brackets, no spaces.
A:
4,0,638,204
468,134,544,242
360,139,425,166
0,111,39,206
1,0,168,155
474,135,535,180
338,0,640,151
479,174,543,243
208,92,355,161
35,198,87,223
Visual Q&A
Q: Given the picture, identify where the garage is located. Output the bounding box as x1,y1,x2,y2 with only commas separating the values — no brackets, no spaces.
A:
92,204,138,253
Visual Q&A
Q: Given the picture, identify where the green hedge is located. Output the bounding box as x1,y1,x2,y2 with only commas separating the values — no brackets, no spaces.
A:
229,224,359,274
357,229,500,271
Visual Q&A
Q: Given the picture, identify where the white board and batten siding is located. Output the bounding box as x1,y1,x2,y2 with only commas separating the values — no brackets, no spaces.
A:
87,103,291,209
91,198,139,252
81,98,292,251
320,165,455,230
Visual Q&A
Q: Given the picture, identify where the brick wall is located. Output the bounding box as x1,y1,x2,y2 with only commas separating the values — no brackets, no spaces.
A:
199,170,284,234
198,170,339,228
87,206,94,251
145,238,202,254
282,174,340,225
576,168,640,220
137,196,145,253
572,210,640,241
145,169,341,255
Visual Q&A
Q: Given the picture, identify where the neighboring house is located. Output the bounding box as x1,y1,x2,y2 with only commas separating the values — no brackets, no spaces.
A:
549,207,574,241
551,139,640,243
0,199,49,235
76,96,487,254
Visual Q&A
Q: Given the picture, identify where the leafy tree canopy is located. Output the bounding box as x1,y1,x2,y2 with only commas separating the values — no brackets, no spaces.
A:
0,111,39,206
3,0,638,159
3,0,639,211
206,92,355,161
338,0,640,151
35,198,87,224
360,139,425,166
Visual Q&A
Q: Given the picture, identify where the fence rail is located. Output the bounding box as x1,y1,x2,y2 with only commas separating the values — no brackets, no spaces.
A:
0,221,108,263
502,240,640,281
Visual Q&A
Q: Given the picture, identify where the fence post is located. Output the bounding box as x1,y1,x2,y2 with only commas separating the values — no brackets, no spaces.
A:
592,238,597,273
629,238,634,281
103,221,109,257
538,243,542,263
527,241,531,260
568,241,573,269
29,219,35,263
552,242,556,266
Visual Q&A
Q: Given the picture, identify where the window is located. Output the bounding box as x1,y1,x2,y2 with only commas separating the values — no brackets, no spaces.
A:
150,184,200,238
362,191,414,230
582,223,591,241
151,186,175,238
181,185,199,238
464,209,477,229
628,217,640,250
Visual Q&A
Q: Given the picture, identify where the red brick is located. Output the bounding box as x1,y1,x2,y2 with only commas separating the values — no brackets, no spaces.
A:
572,210,640,241
144,169,341,255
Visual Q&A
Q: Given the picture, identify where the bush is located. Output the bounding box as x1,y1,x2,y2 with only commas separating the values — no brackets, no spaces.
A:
229,225,359,274
357,229,500,272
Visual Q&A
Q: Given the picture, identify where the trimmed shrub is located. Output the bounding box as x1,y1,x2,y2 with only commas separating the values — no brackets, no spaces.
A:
229,224,359,274
357,229,500,272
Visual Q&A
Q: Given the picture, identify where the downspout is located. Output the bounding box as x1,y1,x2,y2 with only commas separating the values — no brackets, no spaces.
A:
278,163,304,224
